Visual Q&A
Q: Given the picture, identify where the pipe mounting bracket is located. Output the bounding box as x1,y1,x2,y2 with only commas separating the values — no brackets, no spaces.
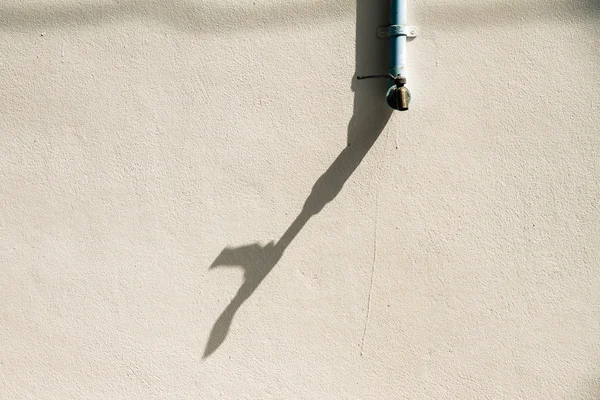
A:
377,25,418,39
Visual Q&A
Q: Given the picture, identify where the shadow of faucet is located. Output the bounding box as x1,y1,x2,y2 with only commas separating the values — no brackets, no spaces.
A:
204,0,392,358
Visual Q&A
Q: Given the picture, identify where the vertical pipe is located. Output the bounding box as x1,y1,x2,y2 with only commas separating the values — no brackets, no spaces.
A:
386,0,409,110
389,0,407,79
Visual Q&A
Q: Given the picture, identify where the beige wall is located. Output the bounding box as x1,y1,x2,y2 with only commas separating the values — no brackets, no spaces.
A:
1,0,599,398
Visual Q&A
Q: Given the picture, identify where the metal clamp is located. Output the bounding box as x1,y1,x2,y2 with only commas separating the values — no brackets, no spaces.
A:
377,25,418,39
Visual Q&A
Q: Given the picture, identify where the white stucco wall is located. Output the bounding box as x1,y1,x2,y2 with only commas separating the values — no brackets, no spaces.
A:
1,0,599,398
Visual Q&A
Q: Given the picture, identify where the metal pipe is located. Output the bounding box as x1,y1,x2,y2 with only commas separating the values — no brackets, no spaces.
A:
356,0,412,111
386,0,409,110
389,0,407,80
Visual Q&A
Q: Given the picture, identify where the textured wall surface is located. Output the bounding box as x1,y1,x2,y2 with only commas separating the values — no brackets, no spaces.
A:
1,0,599,398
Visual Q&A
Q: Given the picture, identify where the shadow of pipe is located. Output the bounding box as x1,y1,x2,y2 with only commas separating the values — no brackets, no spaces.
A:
203,0,391,358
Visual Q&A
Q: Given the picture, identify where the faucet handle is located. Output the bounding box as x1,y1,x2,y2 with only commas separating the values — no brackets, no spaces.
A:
357,74,406,87
357,73,395,80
